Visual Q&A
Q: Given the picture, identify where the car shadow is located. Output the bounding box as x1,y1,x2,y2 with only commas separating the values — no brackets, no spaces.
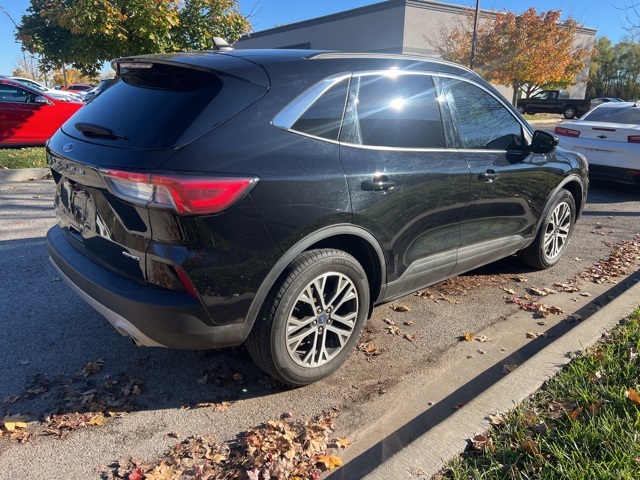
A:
0,236,290,431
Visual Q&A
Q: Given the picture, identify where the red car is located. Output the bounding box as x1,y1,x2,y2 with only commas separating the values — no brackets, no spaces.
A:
0,78,84,146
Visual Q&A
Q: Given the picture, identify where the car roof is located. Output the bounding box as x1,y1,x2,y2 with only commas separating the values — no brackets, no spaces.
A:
114,48,479,80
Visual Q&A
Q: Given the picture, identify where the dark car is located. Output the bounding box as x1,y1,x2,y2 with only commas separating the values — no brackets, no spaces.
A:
516,90,591,119
46,48,588,386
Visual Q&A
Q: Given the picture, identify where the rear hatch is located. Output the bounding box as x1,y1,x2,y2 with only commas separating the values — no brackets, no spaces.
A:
48,53,269,285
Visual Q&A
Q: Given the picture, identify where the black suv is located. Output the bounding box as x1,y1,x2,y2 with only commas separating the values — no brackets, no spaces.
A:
47,49,588,386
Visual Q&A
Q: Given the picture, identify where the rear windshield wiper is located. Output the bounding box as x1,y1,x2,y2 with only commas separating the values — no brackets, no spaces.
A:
75,122,129,141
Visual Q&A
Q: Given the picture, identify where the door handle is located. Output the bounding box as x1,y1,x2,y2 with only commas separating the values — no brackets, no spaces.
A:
361,176,397,192
478,169,500,183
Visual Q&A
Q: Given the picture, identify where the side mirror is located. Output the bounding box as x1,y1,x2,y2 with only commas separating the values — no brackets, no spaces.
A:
34,95,53,106
530,130,559,154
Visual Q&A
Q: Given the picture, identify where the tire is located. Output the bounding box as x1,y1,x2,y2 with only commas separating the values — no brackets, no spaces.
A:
245,249,370,386
517,105,525,114
518,188,576,270
563,106,576,119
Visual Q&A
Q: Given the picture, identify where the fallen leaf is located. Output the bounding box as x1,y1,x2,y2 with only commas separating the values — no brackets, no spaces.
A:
404,333,416,342
569,407,583,420
386,325,401,335
128,469,145,480
88,414,105,426
333,436,351,449
520,439,540,456
390,304,411,312
487,413,505,426
471,433,492,451
626,388,640,405
476,335,493,343
2,414,31,432
502,364,518,374
464,332,475,342
316,454,342,470
82,360,103,377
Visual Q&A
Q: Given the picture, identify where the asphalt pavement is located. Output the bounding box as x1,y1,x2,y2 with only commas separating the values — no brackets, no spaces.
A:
1,166,639,479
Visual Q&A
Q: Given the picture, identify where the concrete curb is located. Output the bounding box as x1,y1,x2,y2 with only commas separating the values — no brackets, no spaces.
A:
0,168,51,182
362,278,640,479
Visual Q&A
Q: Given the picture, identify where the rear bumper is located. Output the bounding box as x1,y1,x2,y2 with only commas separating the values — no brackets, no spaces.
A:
47,226,252,349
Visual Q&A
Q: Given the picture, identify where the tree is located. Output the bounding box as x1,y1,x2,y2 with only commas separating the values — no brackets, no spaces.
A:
431,8,593,104
16,0,251,76
587,37,618,98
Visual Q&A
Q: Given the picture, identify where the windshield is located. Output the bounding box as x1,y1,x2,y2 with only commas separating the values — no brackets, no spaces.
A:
583,105,640,125
14,78,47,92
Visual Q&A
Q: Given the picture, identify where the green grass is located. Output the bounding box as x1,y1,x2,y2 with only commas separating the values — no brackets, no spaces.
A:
521,113,562,122
0,147,47,169
439,309,640,479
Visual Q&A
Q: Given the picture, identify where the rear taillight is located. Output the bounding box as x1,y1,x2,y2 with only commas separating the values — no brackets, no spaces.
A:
100,169,258,214
554,126,581,138
628,136,640,143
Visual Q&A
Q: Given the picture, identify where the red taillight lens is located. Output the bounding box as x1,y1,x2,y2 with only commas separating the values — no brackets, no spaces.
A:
100,170,258,214
554,126,581,138
628,135,640,143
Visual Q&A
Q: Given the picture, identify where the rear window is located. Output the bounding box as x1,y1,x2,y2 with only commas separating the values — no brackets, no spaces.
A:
62,62,267,150
582,105,640,125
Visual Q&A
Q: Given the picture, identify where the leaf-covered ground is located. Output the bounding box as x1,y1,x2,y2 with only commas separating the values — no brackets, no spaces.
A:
98,411,348,480
2,235,638,479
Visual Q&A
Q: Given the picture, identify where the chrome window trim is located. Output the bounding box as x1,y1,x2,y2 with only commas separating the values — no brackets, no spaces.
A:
272,72,351,131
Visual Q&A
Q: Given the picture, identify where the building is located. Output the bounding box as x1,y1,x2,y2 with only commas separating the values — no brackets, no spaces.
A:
235,0,597,100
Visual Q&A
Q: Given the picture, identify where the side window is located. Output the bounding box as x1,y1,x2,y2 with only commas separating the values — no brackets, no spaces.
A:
340,74,445,149
0,85,31,103
445,79,523,151
289,78,349,141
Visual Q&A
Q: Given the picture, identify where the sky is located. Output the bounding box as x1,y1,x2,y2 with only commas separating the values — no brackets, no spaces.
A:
0,0,635,75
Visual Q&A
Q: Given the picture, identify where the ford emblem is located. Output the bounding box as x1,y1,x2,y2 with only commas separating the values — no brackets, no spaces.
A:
62,143,74,153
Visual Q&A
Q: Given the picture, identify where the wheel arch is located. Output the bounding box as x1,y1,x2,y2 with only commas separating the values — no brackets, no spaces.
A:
243,225,386,336
527,174,585,246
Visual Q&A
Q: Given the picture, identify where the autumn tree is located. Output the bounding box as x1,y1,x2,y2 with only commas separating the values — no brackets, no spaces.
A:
431,8,593,104
587,37,620,98
16,0,251,76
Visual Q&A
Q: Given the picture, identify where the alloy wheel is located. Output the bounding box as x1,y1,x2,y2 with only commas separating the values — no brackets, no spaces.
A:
543,201,571,261
285,272,359,367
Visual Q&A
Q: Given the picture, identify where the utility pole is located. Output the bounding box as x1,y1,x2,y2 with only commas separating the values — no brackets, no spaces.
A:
470,0,480,70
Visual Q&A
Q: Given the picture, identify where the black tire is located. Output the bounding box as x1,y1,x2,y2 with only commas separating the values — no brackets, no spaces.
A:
517,105,526,114
563,106,576,119
518,188,576,270
245,249,370,386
